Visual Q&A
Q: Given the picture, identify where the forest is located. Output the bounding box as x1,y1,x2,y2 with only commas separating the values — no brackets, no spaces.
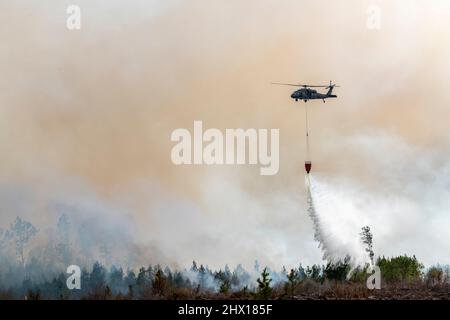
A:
0,216,449,300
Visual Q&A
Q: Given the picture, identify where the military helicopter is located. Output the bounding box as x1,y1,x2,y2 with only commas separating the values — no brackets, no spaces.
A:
272,80,340,174
272,80,339,102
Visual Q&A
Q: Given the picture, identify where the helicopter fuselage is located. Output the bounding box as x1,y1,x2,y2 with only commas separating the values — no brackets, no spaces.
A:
291,88,337,102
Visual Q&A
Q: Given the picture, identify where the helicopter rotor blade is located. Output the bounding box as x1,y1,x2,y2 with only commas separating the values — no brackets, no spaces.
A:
272,83,328,88
272,82,340,88
271,82,303,87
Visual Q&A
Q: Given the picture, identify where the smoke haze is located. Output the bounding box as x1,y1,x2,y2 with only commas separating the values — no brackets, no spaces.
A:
1,0,450,272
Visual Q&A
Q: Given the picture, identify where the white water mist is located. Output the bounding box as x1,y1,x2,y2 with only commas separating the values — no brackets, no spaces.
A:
305,174,370,268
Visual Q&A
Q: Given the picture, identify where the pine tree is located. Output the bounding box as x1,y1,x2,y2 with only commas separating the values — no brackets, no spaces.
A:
152,268,167,296
56,214,71,265
256,267,272,299
10,217,38,266
286,269,298,297
219,279,231,294
198,264,207,289
360,226,375,266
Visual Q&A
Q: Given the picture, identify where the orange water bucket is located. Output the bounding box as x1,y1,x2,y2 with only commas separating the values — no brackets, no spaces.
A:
305,161,312,174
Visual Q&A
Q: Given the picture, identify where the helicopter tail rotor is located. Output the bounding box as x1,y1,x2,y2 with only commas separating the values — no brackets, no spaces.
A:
326,80,340,89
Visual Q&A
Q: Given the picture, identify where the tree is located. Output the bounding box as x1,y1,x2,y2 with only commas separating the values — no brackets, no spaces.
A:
219,279,231,294
136,266,151,297
136,267,150,287
164,266,173,284
109,266,124,294
305,264,322,281
444,266,450,284
347,265,371,283
124,270,137,288
57,214,70,240
0,228,6,248
152,268,168,296
214,269,231,294
198,264,207,289
323,257,351,282
103,285,112,299
26,289,41,300
254,260,260,273
256,267,272,299
426,266,445,287
89,262,107,292
297,264,307,281
173,271,186,287
55,214,71,265
377,255,424,284
360,226,375,266
285,269,298,297
232,264,250,288
147,265,155,281
10,217,38,266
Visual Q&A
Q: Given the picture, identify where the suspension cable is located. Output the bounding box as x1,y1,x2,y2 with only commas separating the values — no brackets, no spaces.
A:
305,104,310,161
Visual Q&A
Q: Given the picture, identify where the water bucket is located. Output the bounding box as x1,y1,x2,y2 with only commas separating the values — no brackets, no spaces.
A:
305,161,312,174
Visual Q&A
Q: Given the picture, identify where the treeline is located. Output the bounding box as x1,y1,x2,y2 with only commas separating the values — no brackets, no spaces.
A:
1,256,449,300
1,217,449,299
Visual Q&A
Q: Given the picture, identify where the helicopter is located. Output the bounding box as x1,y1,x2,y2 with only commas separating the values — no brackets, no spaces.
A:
272,80,339,102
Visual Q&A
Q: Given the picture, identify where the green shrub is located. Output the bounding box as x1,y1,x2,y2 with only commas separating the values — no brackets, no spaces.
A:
377,255,424,284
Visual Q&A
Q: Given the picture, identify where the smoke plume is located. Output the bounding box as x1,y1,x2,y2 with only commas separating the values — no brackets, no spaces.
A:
1,0,450,277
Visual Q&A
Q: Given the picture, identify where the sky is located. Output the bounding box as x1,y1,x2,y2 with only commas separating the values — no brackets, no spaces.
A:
1,0,450,270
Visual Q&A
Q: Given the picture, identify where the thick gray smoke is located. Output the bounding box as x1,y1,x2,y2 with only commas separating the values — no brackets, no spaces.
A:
0,181,161,288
